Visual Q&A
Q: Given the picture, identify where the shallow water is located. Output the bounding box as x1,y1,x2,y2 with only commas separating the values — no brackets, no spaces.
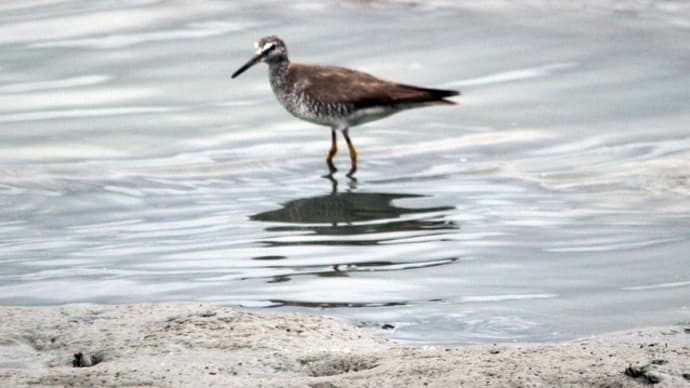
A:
1,1,689,344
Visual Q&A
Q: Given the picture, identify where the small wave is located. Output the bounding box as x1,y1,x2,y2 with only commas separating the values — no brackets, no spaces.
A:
0,75,110,94
622,280,690,291
0,106,174,123
447,63,578,87
29,21,258,49
545,237,682,253
461,294,558,303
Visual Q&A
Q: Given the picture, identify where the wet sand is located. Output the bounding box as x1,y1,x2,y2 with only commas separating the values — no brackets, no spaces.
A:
0,304,688,387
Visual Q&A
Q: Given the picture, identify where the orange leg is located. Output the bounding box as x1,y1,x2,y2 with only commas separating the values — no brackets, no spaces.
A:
326,128,338,174
343,128,357,177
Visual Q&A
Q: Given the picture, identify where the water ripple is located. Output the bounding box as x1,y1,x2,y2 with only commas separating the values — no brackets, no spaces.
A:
622,281,690,291
448,62,579,87
0,106,177,123
28,21,259,49
0,75,110,93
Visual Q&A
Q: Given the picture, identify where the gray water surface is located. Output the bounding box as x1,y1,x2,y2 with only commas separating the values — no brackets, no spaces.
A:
1,1,689,344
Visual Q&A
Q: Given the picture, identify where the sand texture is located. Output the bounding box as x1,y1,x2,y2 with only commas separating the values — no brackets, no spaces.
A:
0,304,688,387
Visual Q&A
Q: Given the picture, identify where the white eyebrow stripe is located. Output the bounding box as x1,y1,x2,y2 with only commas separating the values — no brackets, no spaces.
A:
255,41,275,54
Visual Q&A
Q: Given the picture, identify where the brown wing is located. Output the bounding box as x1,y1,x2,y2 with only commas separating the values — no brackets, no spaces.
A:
288,63,459,108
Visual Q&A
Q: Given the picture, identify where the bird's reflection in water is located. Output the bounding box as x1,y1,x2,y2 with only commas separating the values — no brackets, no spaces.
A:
250,176,457,239
263,257,460,308
248,176,460,307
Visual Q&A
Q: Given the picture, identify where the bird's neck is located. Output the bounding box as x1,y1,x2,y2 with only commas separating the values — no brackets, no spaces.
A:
267,59,290,89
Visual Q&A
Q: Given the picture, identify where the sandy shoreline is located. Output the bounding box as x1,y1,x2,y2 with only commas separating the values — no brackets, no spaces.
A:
0,304,688,387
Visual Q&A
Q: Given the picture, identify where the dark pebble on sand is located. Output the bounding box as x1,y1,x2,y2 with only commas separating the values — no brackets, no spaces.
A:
72,351,104,367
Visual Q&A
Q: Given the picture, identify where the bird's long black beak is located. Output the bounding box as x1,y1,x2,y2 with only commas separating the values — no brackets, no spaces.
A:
231,51,265,79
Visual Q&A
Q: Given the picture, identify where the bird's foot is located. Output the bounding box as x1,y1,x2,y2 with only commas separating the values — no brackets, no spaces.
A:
347,175,357,190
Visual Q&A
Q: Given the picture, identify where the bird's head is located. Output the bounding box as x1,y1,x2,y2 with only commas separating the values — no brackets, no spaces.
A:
232,36,288,78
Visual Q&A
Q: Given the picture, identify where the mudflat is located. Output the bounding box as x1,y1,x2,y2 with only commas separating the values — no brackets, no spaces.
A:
0,304,688,387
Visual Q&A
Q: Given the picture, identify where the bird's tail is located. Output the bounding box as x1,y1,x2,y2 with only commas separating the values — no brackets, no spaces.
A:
397,84,460,105
424,98,458,106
